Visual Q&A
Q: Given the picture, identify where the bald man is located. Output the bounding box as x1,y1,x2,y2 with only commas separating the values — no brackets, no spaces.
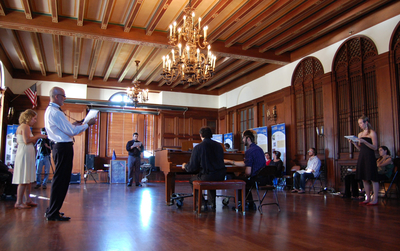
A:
44,87,96,221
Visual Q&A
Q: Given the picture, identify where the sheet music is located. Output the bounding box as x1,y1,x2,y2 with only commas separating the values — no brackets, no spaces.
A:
83,109,99,124
344,135,359,142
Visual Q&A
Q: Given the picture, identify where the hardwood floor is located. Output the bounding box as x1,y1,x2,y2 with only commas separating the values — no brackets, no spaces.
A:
0,182,399,251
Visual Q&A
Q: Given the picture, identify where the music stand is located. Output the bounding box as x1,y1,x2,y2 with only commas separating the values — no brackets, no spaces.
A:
84,164,97,183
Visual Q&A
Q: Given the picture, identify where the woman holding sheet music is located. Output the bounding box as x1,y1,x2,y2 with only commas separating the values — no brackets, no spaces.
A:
349,115,379,206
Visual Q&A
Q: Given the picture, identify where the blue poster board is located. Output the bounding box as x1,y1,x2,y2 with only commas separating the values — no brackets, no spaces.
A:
110,160,126,184
271,123,286,167
252,126,268,153
223,133,233,149
212,134,223,143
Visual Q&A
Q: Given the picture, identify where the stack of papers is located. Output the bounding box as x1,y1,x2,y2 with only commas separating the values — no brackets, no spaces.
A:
344,135,359,142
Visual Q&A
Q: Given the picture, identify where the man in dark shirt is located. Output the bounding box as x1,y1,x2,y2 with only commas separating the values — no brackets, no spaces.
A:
225,129,265,208
182,127,226,209
34,128,51,189
126,132,144,187
0,160,17,199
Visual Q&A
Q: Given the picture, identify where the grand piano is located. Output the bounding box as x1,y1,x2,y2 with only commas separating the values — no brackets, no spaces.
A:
155,149,245,205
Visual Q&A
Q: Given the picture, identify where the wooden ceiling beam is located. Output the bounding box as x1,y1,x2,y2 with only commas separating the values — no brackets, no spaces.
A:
259,0,363,53
224,0,290,48
30,33,46,76
208,0,264,44
52,34,62,77
193,57,234,90
207,61,263,91
21,0,32,19
73,37,83,79
275,0,393,55
174,0,203,28
132,48,161,82
196,60,247,90
211,41,290,65
103,43,123,81
144,64,163,86
6,29,30,75
88,40,103,80
0,11,285,64
124,0,143,32
77,0,86,26
50,0,58,23
242,0,333,50
201,0,232,28
146,0,173,36
101,0,116,29
13,69,220,95
118,45,140,82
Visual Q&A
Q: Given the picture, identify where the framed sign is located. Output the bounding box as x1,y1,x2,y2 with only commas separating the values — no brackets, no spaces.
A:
110,160,126,184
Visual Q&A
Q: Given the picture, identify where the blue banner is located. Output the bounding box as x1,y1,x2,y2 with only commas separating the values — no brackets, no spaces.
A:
271,123,286,167
223,133,233,149
252,126,268,153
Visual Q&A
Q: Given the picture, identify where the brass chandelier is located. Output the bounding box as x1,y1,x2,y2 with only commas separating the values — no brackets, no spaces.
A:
161,1,216,86
126,60,149,107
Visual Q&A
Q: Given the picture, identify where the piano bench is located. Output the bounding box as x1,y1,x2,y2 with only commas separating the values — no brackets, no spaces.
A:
192,180,246,215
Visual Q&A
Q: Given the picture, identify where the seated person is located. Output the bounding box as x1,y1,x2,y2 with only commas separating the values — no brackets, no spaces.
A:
182,127,226,209
269,151,284,174
342,170,364,199
292,147,321,194
265,152,272,166
0,160,17,199
376,146,394,181
224,129,265,210
266,151,284,185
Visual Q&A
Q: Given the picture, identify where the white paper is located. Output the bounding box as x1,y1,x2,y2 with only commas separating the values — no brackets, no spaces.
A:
344,135,359,142
83,109,99,124
296,170,312,174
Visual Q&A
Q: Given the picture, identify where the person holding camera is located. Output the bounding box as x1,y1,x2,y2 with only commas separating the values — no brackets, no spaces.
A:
34,128,51,189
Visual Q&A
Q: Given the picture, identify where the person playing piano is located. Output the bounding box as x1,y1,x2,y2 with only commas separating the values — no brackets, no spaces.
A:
224,129,265,210
182,127,226,210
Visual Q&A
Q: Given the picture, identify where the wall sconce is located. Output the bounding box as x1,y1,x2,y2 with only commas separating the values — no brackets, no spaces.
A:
7,107,14,120
267,105,277,122
316,126,324,137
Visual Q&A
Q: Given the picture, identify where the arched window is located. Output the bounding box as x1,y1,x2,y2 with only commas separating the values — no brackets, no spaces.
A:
333,36,378,154
390,22,400,150
292,57,324,156
109,92,132,103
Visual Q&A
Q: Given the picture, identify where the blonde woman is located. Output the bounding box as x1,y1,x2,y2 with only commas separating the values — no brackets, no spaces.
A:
12,109,47,209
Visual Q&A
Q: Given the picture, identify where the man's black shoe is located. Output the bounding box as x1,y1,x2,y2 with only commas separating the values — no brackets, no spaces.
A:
127,183,132,187
34,184,41,189
44,212,65,217
42,185,47,189
46,215,71,221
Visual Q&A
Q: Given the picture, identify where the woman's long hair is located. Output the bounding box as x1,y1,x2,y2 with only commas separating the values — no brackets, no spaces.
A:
359,115,373,134
377,146,391,162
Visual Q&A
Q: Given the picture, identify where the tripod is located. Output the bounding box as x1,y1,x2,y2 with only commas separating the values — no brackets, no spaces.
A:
84,164,97,183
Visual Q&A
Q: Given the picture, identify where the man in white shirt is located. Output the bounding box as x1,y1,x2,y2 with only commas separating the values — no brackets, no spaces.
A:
292,148,321,194
44,87,96,221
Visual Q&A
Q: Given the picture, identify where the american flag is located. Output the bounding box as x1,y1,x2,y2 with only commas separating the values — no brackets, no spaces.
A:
24,83,37,108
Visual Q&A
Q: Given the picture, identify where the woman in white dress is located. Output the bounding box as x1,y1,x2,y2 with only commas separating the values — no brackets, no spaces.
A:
12,109,47,209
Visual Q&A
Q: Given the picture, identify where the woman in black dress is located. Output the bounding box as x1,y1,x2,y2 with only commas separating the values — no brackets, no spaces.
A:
350,116,378,205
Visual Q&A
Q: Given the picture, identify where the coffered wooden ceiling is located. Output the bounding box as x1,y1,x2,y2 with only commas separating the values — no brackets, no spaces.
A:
0,0,398,96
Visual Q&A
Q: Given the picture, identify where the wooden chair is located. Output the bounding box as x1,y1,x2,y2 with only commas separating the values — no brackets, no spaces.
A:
192,180,246,215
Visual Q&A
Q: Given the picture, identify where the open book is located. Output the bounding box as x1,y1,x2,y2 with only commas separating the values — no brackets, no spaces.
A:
296,170,312,174
344,135,359,142
133,141,142,147
83,109,99,124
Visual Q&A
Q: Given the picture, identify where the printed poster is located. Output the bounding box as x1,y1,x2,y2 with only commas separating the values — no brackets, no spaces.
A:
223,133,233,150
252,126,268,153
271,123,286,167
